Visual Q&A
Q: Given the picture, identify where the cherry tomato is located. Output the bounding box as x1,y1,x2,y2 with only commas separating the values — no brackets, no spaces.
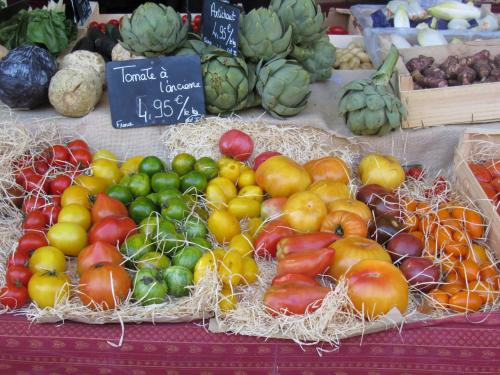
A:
108,19,119,26
7,252,30,268
45,144,70,167
194,15,201,25
15,166,36,189
22,196,48,214
89,21,100,29
17,232,48,256
6,266,32,287
33,159,50,175
67,139,89,153
49,175,72,195
69,148,93,168
182,14,187,23
0,284,29,309
328,26,348,35
40,204,61,226
23,211,48,232
24,173,49,193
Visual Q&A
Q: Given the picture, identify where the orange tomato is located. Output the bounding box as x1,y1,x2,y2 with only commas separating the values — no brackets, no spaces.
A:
403,214,419,231
452,230,468,244
451,208,484,239
409,231,425,242
283,191,327,233
436,226,454,248
307,180,351,205
479,263,500,290
416,202,430,213
327,198,372,222
303,156,350,184
444,241,469,258
429,288,449,308
418,214,437,235
425,236,439,257
441,271,465,295
457,259,480,282
320,210,368,238
467,244,490,265
448,291,483,313
436,207,451,221
467,280,495,304
402,199,418,213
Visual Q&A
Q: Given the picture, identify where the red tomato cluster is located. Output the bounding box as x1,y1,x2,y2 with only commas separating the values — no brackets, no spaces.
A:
89,19,121,33
181,14,202,33
468,160,500,213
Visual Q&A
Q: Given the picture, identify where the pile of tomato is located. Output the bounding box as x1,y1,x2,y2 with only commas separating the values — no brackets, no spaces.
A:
468,160,500,214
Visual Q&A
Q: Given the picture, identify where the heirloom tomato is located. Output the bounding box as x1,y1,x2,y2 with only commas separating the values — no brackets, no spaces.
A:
77,241,124,275
208,209,240,244
358,154,405,191
0,284,29,309
58,204,91,230
283,191,327,232
29,246,66,273
253,151,281,171
75,175,108,194
304,156,350,184
6,266,32,286
88,216,137,246
320,211,368,238
28,271,70,308
91,159,122,186
91,193,128,223
307,180,350,205
327,198,372,222
61,185,92,208
47,223,88,256
219,129,254,161
253,219,294,258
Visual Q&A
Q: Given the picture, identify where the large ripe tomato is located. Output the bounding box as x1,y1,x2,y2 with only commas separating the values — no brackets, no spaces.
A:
29,246,66,273
88,216,137,246
91,193,128,224
17,232,48,256
320,210,368,238
283,191,327,232
47,222,88,256
219,129,254,161
253,151,281,171
346,259,409,319
79,263,131,310
329,236,391,280
307,180,351,205
358,154,405,191
327,198,372,222
0,284,29,309
6,265,32,286
23,211,48,232
61,185,92,209
45,144,70,167
91,159,122,186
304,156,350,184
49,175,72,195
58,204,91,230
469,163,492,183
255,155,311,198
77,241,124,275
28,271,70,308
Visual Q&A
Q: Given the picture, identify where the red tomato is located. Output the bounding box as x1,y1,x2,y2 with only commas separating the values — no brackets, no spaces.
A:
181,14,187,23
253,151,281,171
253,219,295,258
15,166,36,189
22,196,48,214
0,284,29,309
89,21,100,29
405,165,424,180
194,15,201,25
24,173,49,193
485,159,500,178
33,160,50,175
88,216,137,246
219,129,254,161
6,266,32,287
480,182,498,201
45,144,70,167
51,196,62,207
469,163,492,183
7,252,30,268
77,241,124,275
17,232,48,256
40,204,61,226
107,19,119,26
192,24,200,33
67,139,89,153
492,176,500,193
23,211,48,232
91,193,128,224
49,175,72,195
328,26,348,35
69,148,93,168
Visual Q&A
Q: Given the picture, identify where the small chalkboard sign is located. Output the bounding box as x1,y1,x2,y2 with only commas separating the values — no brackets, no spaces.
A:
202,0,240,56
70,0,92,25
105,55,205,129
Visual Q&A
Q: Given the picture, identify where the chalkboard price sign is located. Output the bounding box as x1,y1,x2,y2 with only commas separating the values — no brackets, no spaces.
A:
202,0,240,56
106,55,205,129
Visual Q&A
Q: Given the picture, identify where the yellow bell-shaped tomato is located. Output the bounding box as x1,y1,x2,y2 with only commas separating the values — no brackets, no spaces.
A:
228,197,261,219
307,180,351,205
238,185,264,202
92,149,118,164
61,185,91,209
327,198,372,223
255,155,311,197
194,251,219,284
283,191,327,232
206,184,228,210
208,209,241,244
74,175,108,194
358,153,405,191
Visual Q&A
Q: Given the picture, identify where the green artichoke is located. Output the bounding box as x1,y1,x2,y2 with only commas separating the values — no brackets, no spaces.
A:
175,35,210,56
256,58,311,118
239,8,292,63
201,50,250,114
270,0,324,44
298,36,336,82
338,46,405,136
119,3,188,56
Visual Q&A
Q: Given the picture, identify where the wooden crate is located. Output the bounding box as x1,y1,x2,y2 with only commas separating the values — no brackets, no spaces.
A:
396,39,500,129
454,127,500,256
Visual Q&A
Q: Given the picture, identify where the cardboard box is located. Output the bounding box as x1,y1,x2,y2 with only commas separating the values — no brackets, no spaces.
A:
396,39,500,129
323,7,360,35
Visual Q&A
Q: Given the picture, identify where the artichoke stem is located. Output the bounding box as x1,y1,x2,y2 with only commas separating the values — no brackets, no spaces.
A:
371,45,399,86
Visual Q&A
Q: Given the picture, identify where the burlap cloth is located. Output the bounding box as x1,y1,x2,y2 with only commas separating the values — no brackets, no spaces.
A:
5,70,500,173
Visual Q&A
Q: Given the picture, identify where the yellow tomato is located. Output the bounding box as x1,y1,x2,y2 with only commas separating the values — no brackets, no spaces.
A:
307,180,351,205
212,247,226,261
93,149,118,164
61,185,91,209
238,185,264,202
241,257,258,284
246,217,263,239
208,209,241,244
29,246,66,273
193,251,218,284
91,159,122,186
238,169,256,188
120,156,145,176
219,288,238,312
229,234,254,257
217,156,233,168
219,159,240,183
47,222,88,256
218,250,243,286
209,177,237,201
206,184,228,210
58,204,91,230
283,191,327,232
327,199,372,223
228,197,261,219
28,271,70,308
74,175,108,194
358,153,405,191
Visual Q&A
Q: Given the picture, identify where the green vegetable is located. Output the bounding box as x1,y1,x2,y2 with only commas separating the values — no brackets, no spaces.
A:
175,34,212,56
295,35,336,83
163,266,193,297
338,46,405,136
239,8,292,63
119,3,188,56
256,58,311,118
427,1,480,21
132,268,168,306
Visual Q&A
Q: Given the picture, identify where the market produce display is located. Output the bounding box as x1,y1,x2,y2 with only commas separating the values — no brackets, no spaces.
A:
407,49,500,89
73,21,122,61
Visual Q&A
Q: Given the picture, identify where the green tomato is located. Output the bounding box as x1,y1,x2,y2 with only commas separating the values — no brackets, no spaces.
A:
146,192,160,206
120,233,153,260
171,153,196,176
191,237,212,252
156,224,183,254
129,173,151,197
139,215,163,239
173,246,203,271
180,171,207,194
118,174,132,187
136,251,171,270
151,172,180,192
157,189,183,208
128,197,157,224
163,265,193,297
132,268,168,306
183,218,207,239
195,157,219,180
106,184,134,206
161,197,188,221
139,156,165,176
